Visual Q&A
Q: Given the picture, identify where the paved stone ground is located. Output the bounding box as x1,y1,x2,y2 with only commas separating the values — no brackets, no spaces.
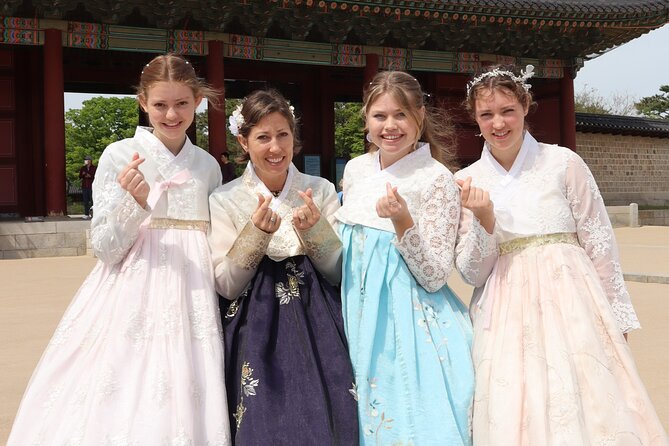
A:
1,227,667,442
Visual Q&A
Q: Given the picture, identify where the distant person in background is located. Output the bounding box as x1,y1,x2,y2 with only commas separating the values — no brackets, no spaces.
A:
220,151,236,184
337,178,344,204
79,155,96,219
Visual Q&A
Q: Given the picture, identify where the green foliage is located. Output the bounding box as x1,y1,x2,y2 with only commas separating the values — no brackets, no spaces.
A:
196,99,244,176
574,86,611,114
195,99,242,155
634,85,669,120
195,108,210,150
334,102,365,159
574,85,638,116
65,96,138,184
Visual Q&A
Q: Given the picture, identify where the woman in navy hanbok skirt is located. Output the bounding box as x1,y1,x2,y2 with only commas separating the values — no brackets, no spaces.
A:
209,90,358,445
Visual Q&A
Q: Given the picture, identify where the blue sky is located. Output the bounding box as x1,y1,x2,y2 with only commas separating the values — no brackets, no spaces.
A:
574,23,669,101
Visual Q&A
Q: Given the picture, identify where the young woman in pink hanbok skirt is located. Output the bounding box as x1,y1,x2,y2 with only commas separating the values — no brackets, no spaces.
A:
455,64,668,446
7,54,231,445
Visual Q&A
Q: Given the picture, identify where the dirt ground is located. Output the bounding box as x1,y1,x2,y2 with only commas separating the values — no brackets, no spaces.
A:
1,226,668,442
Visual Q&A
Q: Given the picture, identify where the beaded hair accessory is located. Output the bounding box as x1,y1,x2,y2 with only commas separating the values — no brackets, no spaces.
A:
466,64,535,98
141,58,191,75
228,101,296,137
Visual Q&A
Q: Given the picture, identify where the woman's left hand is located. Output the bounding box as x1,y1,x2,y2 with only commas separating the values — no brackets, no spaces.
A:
293,188,321,230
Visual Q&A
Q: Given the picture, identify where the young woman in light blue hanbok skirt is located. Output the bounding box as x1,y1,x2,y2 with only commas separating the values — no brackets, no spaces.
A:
335,71,474,446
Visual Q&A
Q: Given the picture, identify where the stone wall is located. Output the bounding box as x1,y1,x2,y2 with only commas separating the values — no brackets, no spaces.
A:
576,132,669,206
0,220,90,259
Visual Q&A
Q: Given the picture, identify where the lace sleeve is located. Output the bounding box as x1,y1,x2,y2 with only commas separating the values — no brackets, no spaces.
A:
455,208,498,288
393,173,460,293
90,149,150,266
209,192,271,300
295,182,342,285
566,154,640,333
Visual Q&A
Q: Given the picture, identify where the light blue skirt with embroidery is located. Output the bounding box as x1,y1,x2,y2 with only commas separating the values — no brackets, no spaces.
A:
340,224,474,446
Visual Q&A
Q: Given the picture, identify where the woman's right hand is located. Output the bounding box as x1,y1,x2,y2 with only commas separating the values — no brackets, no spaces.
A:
117,152,150,208
456,177,495,234
252,193,281,234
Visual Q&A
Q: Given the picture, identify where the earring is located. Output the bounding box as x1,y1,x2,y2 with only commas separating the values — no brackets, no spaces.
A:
475,132,483,137
366,133,373,143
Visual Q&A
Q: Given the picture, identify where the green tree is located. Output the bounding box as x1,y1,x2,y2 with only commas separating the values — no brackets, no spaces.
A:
575,86,611,114
574,85,637,116
196,99,245,177
65,96,138,184
195,108,210,150
635,85,669,119
195,98,243,155
334,102,365,159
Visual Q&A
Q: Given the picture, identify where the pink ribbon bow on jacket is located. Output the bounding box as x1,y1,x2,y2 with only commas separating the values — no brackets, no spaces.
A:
120,169,192,272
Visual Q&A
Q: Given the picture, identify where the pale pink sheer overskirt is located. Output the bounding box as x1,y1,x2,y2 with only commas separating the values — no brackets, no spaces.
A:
7,226,231,445
472,241,668,446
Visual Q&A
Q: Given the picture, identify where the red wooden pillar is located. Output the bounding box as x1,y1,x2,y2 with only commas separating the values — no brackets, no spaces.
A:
207,40,226,158
364,53,379,87
43,29,67,215
319,68,335,180
560,67,577,151
362,54,379,151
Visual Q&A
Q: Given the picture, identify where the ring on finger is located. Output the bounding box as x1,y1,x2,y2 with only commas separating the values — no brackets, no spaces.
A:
298,211,307,220
270,216,276,223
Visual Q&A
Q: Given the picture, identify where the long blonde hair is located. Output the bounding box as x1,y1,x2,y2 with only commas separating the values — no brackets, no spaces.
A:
363,71,458,170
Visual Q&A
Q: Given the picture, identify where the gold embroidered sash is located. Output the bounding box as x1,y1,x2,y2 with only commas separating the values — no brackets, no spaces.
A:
499,232,579,256
149,218,208,232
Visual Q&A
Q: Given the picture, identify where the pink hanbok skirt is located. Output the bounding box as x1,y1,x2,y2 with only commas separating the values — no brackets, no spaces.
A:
471,237,668,446
8,222,231,445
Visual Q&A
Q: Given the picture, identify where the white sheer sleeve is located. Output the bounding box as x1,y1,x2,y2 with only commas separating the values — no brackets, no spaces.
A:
455,208,498,288
566,154,640,333
295,183,342,285
90,149,150,266
209,193,272,300
393,173,460,293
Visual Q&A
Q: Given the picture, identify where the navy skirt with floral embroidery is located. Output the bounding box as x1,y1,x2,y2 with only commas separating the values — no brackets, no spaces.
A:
221,255,358,445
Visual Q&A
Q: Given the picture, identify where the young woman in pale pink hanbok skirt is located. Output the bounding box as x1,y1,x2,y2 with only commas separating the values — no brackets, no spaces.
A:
455,64,668,445
7,54,231,445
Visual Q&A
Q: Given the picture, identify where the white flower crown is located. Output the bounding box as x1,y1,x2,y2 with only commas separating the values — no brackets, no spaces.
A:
228,102,296,137
466,64,535,98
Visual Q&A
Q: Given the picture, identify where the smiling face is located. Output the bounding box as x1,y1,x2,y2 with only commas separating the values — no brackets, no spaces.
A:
139,81,202,154
474,87,529,170
238,111,293,190
366,92,423,169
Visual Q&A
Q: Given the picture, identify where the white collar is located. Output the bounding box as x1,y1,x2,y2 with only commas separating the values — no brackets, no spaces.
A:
134,126,193,160
372,141,432,174
482,132,538,185
244,162,296,211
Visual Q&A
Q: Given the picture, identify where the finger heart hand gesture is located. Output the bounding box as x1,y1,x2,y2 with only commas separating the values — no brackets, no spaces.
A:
252,193,281,234
292,188,321,230
117,152,150,208
456,177,493,218
376,182,408,221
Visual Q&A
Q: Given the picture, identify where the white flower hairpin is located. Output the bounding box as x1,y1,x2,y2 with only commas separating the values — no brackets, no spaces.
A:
227,101,296,137
466,64,535,97
228,104,244,137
